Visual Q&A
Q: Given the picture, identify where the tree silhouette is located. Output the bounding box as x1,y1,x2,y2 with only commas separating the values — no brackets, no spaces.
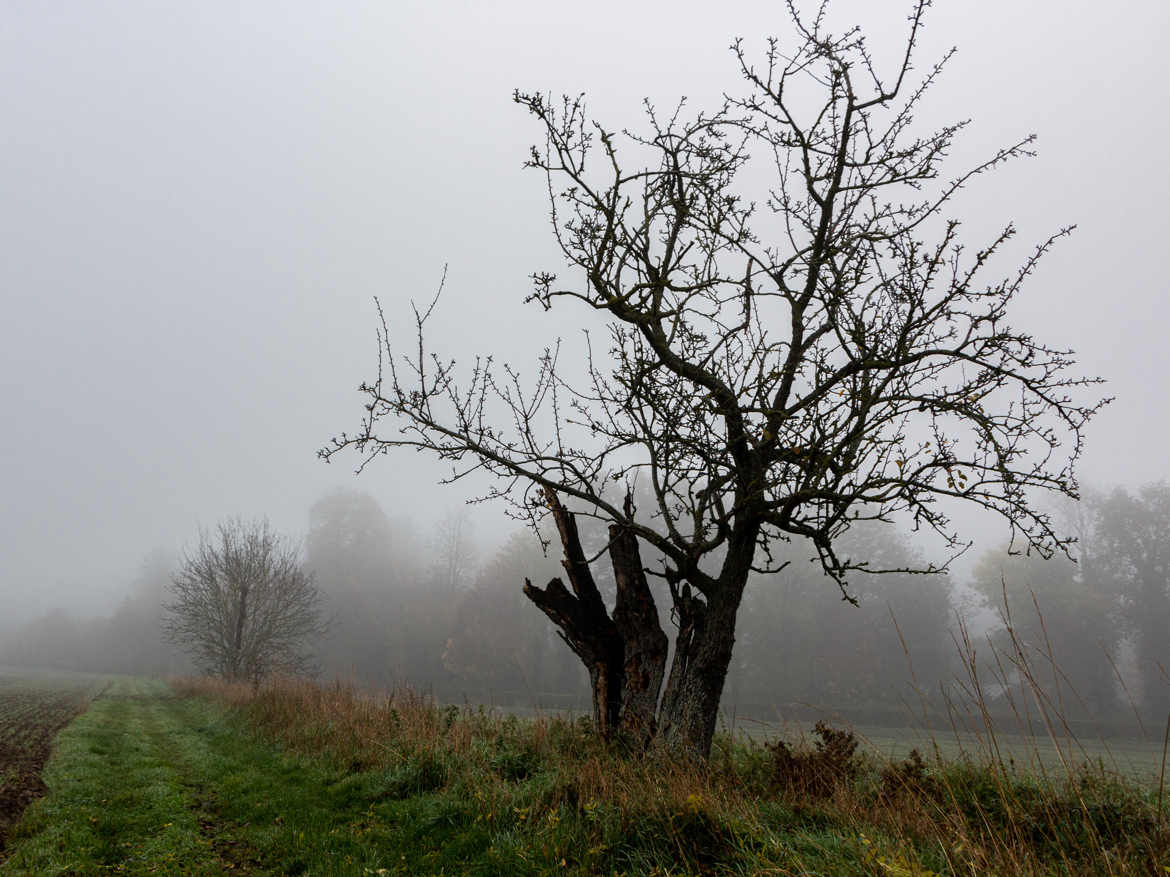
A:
326,1,1106,756
166,518,324,683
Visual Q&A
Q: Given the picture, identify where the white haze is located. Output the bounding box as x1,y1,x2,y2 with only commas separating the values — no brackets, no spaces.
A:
1,0,1167,628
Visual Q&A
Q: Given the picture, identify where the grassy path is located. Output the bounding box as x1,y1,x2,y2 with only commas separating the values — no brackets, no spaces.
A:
1,678,501,876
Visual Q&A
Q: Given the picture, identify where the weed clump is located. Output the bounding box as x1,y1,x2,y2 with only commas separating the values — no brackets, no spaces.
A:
766,721,860,798
488,742,539,783
651,793,736,872
380,750,449,798
879,748,936,801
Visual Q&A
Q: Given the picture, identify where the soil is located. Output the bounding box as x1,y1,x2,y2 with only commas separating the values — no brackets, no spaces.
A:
0,684,98,857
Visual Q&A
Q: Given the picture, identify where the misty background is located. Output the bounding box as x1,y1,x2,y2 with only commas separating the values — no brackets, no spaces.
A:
2,1,1167,723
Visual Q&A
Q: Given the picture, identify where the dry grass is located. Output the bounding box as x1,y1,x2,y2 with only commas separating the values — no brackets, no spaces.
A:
171,595,1170,873
173,675,743,814
173,668,1168,875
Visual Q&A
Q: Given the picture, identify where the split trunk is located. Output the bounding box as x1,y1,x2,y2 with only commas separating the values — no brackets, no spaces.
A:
522,493,742,758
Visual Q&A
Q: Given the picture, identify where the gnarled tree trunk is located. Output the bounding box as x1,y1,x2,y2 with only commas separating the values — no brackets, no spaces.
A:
522,492,623,733
657,588,741,756
524,491,741,757
609,522,669,745
523,491,669,745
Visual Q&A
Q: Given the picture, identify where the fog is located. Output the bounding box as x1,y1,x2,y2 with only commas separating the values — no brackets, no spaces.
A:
2,1,1167,719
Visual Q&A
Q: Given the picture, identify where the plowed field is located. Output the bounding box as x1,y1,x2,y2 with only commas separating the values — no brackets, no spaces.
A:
0,672,104,856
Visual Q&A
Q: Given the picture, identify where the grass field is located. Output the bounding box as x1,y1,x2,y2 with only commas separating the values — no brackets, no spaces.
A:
500,703,1170,785
724,716,1170,786
1,675,1165,875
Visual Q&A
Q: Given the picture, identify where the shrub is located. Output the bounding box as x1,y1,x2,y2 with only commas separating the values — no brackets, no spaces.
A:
879,748,937,801
767,721,860,798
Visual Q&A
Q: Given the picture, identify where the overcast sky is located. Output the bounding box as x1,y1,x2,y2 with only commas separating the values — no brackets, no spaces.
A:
2,0,1167,627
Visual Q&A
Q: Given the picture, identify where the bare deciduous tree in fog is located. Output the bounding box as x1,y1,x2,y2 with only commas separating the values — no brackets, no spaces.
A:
325,1,1107,756
165,518,325,683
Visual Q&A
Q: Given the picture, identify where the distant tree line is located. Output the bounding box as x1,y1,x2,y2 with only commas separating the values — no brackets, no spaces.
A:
3,484,1166,729
967,484,1170,729
0,550,191,677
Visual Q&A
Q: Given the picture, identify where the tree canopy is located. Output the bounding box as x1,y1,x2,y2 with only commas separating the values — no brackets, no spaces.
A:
325,1,1107,756
166,518,324,684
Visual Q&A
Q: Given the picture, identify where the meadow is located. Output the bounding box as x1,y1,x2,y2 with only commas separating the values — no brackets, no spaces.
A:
724,717,1169,787
1,672,1165,875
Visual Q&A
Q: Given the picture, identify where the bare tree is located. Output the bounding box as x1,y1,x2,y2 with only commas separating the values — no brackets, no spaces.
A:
165,518,325,683
324,1,1108,756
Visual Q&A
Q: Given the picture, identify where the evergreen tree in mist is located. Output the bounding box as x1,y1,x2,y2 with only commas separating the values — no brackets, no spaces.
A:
1087,483,1170,723
443,529,587,703
970,546,1119,720
729,524,953,718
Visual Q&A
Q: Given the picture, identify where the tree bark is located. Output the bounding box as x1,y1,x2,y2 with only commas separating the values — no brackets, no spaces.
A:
524,491,744,758
522,491,624,736
657,586,741,758
523,574,624,734
523,491,670,744
609,523,668,746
